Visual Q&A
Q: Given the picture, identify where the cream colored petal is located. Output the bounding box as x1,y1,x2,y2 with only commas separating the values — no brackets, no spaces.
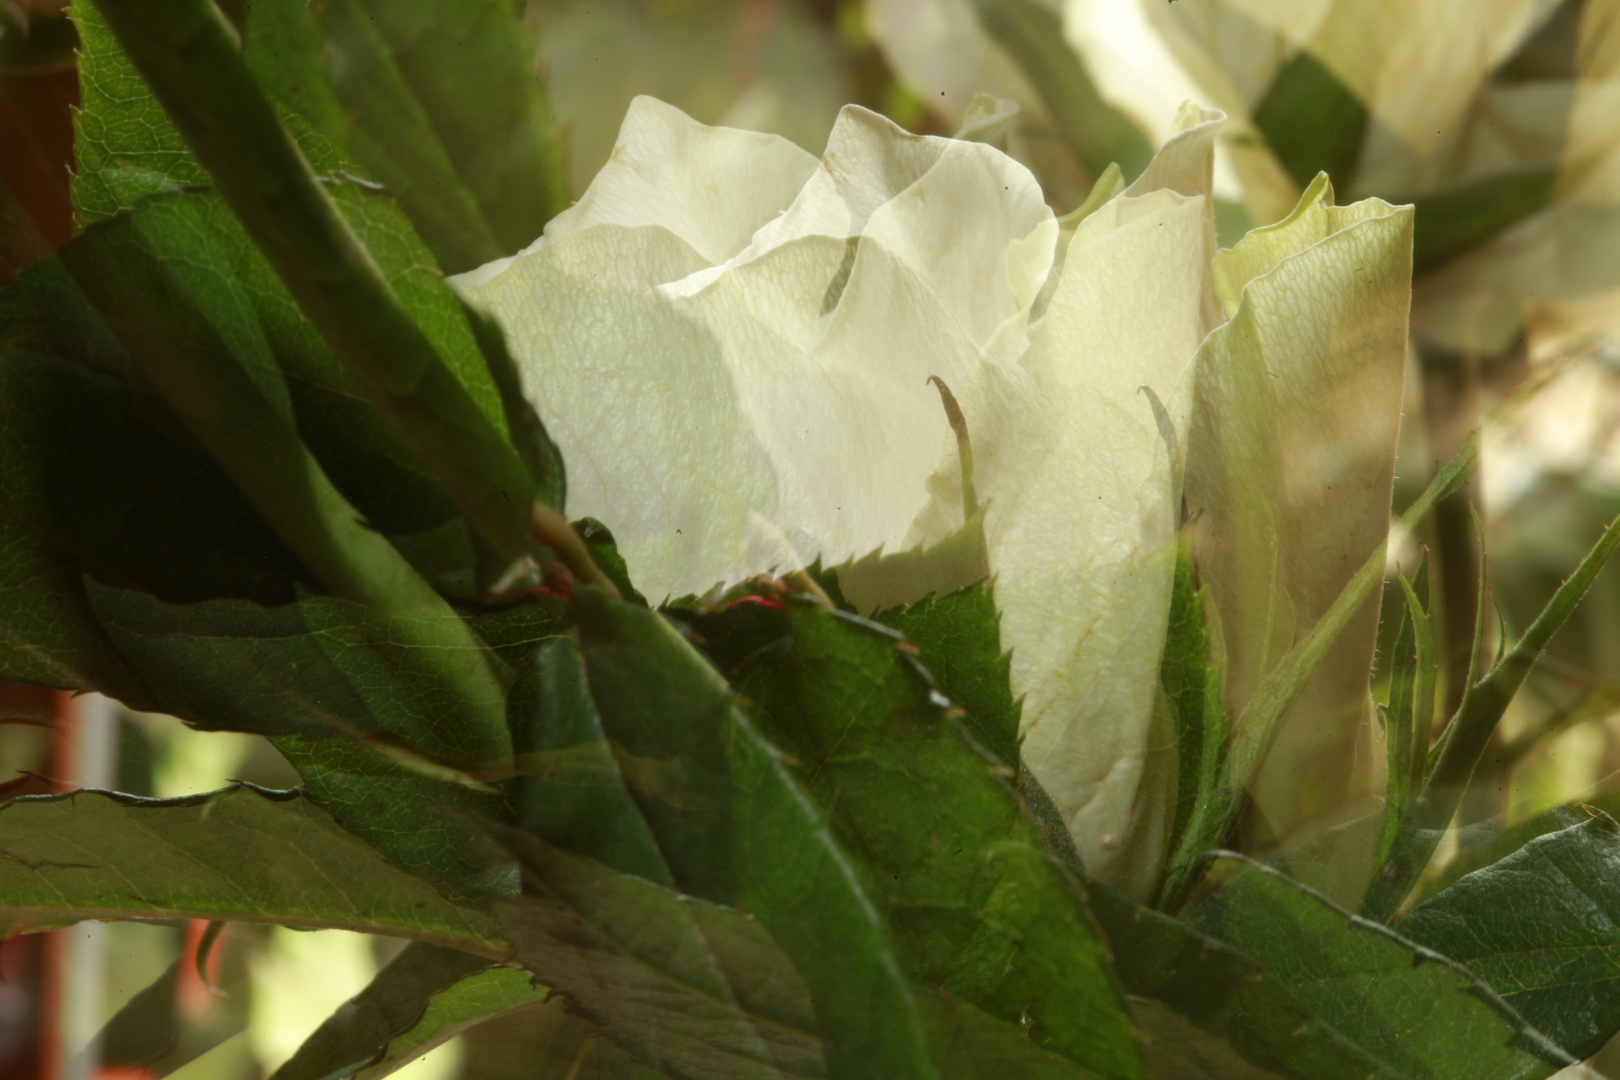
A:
1126,102,1225,200
742,106,1054,279
451,224,780,602
1213,173,1397,316
940,190,1213,898
455,98,1059,601
1185,185,1413,833
459,95,820,290
667,233,979,570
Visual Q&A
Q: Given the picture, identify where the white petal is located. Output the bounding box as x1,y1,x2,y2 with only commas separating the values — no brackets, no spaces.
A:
452,224,780,601
456,96,820,290
941,188,1214,898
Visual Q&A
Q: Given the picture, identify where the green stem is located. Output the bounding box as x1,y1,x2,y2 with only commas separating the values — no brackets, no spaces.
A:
1156,436,1476,913
1361,510,1620,921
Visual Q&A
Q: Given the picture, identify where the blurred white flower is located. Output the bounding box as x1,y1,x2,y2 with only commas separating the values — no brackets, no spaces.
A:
1067,0,1620,359
453,97,1412,897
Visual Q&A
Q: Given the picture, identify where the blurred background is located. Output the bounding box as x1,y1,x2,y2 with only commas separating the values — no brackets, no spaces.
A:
8,0,1620,1075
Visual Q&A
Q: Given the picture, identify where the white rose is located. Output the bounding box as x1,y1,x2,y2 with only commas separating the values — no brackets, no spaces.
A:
452,96,1412,899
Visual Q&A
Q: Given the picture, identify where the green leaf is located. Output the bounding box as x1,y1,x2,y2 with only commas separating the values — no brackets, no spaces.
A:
1189,854,1573,1079
1081,880,1383,1080
572,520,644,607
45,189,514,763
86,583,386,743
913,991,1106,1080
448,995,658,1080
316,0,570,263
1398,813,1620,1061
493,829,826,1079
870,581,1019,767
0,341,291,693
506,633,670,886
1154,539,1230,913
1420,791,1620,903
275,737,516,905
350,965,554,1080
968,0,1152,180
1252,51,1368,193
723,600,1141,1078
89,0,560,577
76,0,565,273
268,942,543,1080
570,590,938,1079
287,0,505,274
71,0,211,224
0,784,505,954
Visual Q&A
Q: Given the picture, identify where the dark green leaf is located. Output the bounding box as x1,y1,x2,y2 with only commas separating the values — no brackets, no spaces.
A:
268,942,538,1080
75,0,566,275
1252,51,1367,193
1420,792,1620,903
86,582,383,743
0,784,505,953
572,520,644,606
89,0,553,573
571,590,938,1079
1374,562,1434,878
0,341,290,693
1399,813,1620,1061
315,0,570,263
727,600,1141,1079
44,189,515,763
448,995,658,1080
1082,876,1381,1080
275,737,516,905
913,991,1103,1080
292,0,506,273
506,633,670,886
493,829,826,1079
869,582,1019,766
1189,854,1572,1079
